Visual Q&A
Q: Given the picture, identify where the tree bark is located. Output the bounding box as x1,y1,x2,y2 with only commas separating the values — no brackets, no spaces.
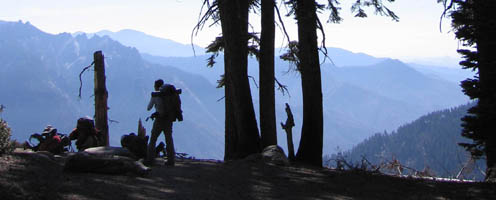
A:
224,51,238,160
259,0,277,148
218,0,261,159
93,51,109,146
294,0,324,167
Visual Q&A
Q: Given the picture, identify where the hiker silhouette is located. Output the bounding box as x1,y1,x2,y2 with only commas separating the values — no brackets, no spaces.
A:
145,79,182,166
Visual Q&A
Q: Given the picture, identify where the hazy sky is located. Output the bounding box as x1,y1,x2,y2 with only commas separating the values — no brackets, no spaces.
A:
0,0,461,66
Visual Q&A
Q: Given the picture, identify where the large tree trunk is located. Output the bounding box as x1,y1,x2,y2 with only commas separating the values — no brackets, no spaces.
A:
294,0,324,167
219,0,261,159
474,0,496,182
259,0,277,148
224,51,238,160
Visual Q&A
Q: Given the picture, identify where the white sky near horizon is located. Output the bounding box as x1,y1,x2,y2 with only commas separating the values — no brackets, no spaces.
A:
0,0,462,66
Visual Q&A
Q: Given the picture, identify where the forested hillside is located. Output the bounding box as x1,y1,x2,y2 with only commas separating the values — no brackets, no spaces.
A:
335,103,485,180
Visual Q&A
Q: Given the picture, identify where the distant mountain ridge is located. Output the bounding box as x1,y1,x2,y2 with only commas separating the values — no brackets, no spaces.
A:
408,63,476,84
0,20,472,159
74,29,206,57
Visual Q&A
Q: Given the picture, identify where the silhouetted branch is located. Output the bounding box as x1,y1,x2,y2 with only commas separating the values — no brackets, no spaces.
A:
191,0,219,56
217,96,225,102
316,16,335,66
275,4,292,46
78,61,95,99
248,76,259,89
275,77,290,97
439,0,454,32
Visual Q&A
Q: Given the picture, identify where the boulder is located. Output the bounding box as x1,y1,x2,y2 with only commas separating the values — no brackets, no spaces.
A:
261,145,290,166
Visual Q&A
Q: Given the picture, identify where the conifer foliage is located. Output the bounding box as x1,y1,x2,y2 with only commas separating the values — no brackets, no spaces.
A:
441,0,496,181
0,108,13,155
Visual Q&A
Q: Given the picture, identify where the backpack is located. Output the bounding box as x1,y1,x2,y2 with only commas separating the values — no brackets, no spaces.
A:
157,84,183,122
28,129,71,154
71,118,104,149
121,133,149,159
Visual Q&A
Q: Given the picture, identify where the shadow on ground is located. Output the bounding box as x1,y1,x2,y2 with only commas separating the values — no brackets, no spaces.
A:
1,152,495,200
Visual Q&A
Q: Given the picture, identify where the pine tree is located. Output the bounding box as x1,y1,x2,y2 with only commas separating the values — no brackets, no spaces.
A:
441,0,496,181
197,0,261,160
259,0,278,149
283,0,397,167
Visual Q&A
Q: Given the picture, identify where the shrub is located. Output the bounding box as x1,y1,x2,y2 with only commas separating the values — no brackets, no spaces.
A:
0,118,14,155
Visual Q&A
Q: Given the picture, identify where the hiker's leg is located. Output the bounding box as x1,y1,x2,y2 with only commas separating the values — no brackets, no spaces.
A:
164,121,175,164
146,120,161,164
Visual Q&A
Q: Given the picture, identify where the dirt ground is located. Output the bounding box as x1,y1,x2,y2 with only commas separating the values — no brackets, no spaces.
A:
1,151,495,200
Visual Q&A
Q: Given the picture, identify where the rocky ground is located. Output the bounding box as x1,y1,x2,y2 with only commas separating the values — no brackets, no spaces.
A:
1,150,495,200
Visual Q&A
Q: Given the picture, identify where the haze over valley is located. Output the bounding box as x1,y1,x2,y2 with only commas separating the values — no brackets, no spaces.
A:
0,20,474,159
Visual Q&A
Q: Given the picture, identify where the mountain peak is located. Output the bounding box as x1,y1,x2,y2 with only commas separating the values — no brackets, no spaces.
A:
0,20,43,35
377,58,405,66
117,29,144,34
372,58,416,72
89,29,205,57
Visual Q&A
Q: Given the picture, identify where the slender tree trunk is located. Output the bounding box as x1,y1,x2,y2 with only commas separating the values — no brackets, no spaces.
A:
219,0,261,159
93,51,109,146
259,0,277,149
294,0,324,167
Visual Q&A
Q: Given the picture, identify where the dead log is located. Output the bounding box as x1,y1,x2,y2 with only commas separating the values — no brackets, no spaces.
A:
64,149,150,176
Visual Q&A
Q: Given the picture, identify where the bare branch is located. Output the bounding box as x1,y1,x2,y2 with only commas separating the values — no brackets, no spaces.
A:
217,96,225,102
78,61,95,99
248,75,259,89
439,0,454,32
275,77,290,97
316,16,336,66
275,4,292,46
191,0,219,56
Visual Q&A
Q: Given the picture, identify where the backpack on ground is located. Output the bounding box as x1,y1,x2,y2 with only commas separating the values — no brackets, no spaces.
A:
121,133,149,159
70,118,104,151
157,84,183,122
27,126,71,154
